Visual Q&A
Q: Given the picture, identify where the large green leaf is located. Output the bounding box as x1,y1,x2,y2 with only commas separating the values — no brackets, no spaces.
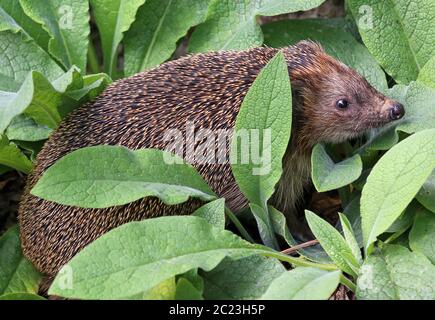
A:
6,115,52,142
124,0,209,75
189,0,325,52
202,255,285,300
357,244,435,300
260,267,341,300
348,0,435,84
19,0,90,71
409,207,435,263
311,144,362,192
48,216,272,299
90,0,145,76
0,0,50,52
0,225,42,295
305,210,359,276
192,198,226,229
361,129,435,252
230,51,291,248
0,31,63,86
32,146,216,208
262,18,388,92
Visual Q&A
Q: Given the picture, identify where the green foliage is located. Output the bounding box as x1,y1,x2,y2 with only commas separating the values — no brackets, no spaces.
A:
0,226,42,297
0,0,434,301
32,146,216,208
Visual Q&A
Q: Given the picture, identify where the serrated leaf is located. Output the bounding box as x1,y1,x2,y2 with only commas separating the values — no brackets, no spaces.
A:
305,210,358,276
0,225,42,295
348,0,435,84
409,207,435,263
202,255,285,300
19,0,90,71
192,198,225,229
189,0,325,52
311,144,362,192
32,146,216,208
262,18,388,92
124,0,209,75
260,267,341,300
357,244,435,300
361,129,435,252
416,170,435,213
48,216,272,299
90,0,145,76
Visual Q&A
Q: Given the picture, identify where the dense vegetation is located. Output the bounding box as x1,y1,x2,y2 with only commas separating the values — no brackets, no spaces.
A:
0,0,434,300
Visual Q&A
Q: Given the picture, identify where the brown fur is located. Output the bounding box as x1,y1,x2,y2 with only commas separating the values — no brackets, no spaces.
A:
18,41,399,276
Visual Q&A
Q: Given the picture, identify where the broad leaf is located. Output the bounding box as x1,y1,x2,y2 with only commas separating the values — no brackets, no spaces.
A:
409,207,435,263
361,129,435,252
0,225,42,295
416,170,435,213
32,146,217,208
260,267,341,300
48,216,272,299
189,0,325,52
311,144,362,192
357,244,435,300
124,0,209,75
418,55,435,89
348,0,435,84
0,137,32,173
90,0,145,76
192,198,226,229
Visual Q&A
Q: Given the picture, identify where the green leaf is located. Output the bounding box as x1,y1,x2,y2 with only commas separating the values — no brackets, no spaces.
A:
342,195,363,248
262,18,388,92
175,278,203,300
260,267,341,300
202,255,285,300
0,293,45,300
361,129,435,252
305,210,358,276
338,213,362,265
416,170,435,213
0,225,42,295
357,244,435,300
32,146,216,208
6,115,52,142
90,0,145,76
48,216,271,299
19,0,90,71
230,51,291,247
311,144,362,192
192,198,225,229
409,207,435,263
189,0,325,52
0,137,32,173
124,0,209,75
0,31,63,85
348,0,435,84
418,55,435,89
0,0,50,52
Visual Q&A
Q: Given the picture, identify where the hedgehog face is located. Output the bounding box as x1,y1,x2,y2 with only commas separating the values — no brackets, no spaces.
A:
288,43,404,147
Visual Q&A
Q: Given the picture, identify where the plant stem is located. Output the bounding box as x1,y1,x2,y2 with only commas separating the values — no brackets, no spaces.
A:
224,207,255,243
340,274,357,292
87,41,100,74
269,252,338,271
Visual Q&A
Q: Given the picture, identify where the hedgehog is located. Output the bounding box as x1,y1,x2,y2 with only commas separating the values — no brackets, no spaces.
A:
18,41,404,277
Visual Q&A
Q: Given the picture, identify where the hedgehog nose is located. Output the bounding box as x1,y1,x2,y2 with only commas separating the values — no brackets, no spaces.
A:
389,103,405,120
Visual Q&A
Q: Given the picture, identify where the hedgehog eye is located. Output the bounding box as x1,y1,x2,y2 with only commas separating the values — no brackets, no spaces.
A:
336,99,349,109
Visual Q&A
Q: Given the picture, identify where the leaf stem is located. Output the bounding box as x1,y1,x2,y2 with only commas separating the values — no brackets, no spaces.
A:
268,252,338,271
340,274,357,292
224,207,255,243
